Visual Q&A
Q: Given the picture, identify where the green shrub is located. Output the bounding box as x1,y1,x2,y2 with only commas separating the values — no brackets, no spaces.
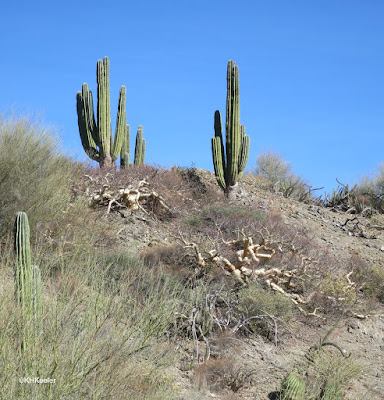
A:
0,115,76,238
237,283,294,341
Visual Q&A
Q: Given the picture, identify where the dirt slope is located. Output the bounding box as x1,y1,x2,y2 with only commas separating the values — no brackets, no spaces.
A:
84,168,384,400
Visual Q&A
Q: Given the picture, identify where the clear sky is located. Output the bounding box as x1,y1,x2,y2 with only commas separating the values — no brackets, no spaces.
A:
1,0,383,194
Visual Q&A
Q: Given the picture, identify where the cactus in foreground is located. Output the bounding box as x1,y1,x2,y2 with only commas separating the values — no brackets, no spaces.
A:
320,380,343,400
211,60,250,197
14,212,32,311
279,372,306,400
14,212,42,349
77,56,126,169
120,124,146,168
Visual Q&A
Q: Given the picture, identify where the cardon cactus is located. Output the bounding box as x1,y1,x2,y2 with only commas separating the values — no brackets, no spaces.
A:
120,124,146,168
77,56,126,169
14,212,43,348
211,60,250,197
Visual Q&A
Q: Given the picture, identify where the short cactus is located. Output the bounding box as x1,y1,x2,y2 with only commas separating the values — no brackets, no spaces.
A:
211,60,250,197
320,380,343,400
279,371,306,400
14,212,43,349
120,124,146,168
14,212,32,312
77,56,126,169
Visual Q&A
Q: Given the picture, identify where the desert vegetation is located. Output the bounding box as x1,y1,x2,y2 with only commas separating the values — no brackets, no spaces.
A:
0,60,383,400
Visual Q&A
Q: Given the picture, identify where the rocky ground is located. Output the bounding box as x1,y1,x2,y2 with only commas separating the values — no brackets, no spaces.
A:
79,168,384,400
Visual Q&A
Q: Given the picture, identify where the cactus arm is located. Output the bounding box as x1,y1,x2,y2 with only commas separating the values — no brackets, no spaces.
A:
76,87,100,162
111,86,126,161
82,83,99,147
238,125,250,179
140,138,146,165
214,110,227,184
120,124,130,168
134,126,145,165
212,137,226,190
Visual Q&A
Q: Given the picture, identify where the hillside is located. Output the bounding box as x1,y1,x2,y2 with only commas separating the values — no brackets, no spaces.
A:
73,166,384,400
1,160,384,399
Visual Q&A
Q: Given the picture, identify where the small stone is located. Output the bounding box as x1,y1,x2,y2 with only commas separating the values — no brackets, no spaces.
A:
380,246,384,252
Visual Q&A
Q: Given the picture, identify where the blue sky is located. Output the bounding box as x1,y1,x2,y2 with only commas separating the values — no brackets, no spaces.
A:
1,0,383,193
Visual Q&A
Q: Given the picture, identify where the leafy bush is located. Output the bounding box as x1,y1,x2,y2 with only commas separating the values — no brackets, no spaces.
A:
0,115,76,238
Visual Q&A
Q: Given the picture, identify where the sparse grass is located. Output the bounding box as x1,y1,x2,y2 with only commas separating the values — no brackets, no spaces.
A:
350,255,384,303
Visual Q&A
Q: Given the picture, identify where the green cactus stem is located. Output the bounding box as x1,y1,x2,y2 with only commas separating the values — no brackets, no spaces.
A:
77,56,126,169
134,125,146,165
279,371,306,400
120,124,146,168
14,212,32,312
13,212,43,351
211,60,250,197
31,264,42,327
120,124,130,168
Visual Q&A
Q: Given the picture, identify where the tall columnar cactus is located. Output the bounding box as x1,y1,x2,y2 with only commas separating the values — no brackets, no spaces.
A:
77,56,126,169
211,60,250,197
134,125,146,165
14,212,43,349
120,124,146,168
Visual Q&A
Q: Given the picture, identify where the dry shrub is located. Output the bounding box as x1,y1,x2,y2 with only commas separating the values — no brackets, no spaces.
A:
350,255,384,302
193,357,256,394
139,243,200,284
253,151,314,202
74,165,222,220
